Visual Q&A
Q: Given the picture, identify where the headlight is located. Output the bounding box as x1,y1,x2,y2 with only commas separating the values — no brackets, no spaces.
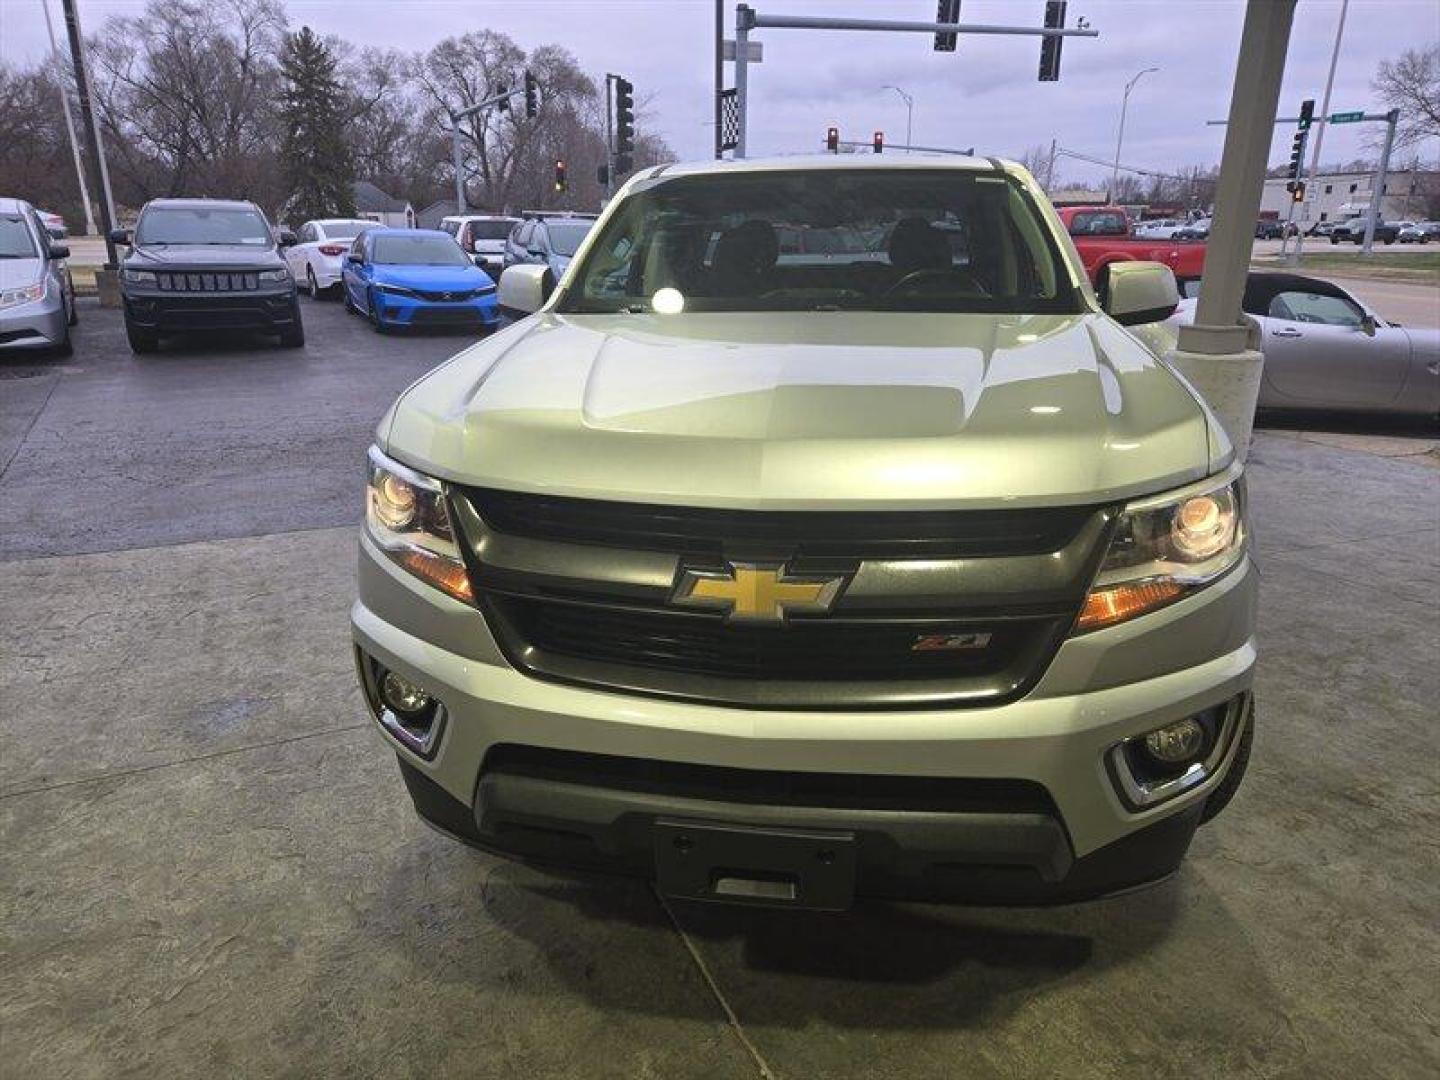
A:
1075,470,1246,633
365,447,473,603
0,282,46,308
257,269,291,285
121,269,157,286
375,284,419,298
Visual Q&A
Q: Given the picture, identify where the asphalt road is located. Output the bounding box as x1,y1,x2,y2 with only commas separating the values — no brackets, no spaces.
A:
3,297,1438,1078
0,293,466,559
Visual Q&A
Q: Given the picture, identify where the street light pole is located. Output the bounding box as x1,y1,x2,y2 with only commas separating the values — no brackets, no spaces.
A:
1111,66,1158,204
882,85,913,152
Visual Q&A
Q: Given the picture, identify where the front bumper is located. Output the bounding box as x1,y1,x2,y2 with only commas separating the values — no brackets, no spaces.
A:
0,292,67,351
352,534,1258,905
372,292,500,331
123,286,300,335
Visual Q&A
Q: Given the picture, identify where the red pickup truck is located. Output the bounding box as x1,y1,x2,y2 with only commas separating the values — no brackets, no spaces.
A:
1056,206,1206,290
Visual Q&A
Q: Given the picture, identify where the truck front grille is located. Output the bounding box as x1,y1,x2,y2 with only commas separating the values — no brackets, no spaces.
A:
452,488,1113,710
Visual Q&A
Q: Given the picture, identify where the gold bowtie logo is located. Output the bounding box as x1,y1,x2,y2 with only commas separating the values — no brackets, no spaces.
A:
673,563,845,623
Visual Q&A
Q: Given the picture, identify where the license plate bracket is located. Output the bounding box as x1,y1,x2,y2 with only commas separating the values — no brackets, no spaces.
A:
653,818,857,910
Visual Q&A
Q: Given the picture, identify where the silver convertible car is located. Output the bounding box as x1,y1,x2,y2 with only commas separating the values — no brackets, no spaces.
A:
1166,273,1438,417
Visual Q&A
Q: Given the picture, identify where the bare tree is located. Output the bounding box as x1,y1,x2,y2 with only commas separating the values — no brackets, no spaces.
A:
1372,44,1440,149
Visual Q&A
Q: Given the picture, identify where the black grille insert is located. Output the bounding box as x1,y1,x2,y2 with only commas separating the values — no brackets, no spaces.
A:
465,487,1094,559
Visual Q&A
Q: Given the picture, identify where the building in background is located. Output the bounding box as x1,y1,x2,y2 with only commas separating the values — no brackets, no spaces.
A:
1261,168,1440,226
353,181,415,228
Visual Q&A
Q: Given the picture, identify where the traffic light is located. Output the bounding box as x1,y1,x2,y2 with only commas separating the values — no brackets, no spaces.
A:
495,84,509,111
933,0,960,52
826,126,839,153
1038,1,1066,82
1287,130,1307,180
1291,182,1305,203
614,76,634,151
524,71,539,119
553,159,567,193
873,131,884,154
1297,98,1315,131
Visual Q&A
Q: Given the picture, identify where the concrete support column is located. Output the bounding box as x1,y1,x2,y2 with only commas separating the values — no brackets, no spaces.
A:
1170,0,1297,461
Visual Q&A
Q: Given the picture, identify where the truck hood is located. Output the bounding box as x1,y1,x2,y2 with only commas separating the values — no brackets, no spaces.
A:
382,311,1214,509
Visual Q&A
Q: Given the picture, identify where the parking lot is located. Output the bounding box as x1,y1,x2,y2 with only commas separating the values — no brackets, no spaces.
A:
0,294,1435,1078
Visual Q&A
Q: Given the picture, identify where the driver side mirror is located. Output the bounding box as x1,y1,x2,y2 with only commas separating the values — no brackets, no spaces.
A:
347,251,364,264
108,228,132,247
49,244,71,260
1358,312,1377,336
1101,261,1179,326
278,229,297,247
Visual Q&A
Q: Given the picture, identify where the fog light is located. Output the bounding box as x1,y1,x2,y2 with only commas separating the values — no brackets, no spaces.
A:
1143,718,1207,764
380,670,433,717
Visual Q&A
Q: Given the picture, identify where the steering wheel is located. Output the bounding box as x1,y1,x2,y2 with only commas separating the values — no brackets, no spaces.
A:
884,268,990,298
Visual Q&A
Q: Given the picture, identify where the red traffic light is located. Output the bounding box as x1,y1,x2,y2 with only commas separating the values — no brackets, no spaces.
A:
553,159,567,193
873,131,884,154
826,126,839,153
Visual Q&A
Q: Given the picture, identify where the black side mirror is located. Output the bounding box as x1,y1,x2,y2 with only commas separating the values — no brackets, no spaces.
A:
108,228,132,246
278,229,297,247
49,244,71,260
1359,313,1377,336
347,251,364,264
47,227,66,240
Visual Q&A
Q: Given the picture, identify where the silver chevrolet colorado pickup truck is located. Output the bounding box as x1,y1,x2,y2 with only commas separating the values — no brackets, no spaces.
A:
352,156,1255,909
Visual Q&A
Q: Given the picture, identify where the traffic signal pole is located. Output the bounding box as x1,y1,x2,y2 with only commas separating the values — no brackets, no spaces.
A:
729,3,1097,158
1361,110,1399,255
1290,0,1347,262
450,80,534,214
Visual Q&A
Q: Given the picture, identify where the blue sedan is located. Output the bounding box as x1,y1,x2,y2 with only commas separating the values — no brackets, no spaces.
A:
341,228,499,334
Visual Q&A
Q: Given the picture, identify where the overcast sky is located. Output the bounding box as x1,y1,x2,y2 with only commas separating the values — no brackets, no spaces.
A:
3,0,1436,181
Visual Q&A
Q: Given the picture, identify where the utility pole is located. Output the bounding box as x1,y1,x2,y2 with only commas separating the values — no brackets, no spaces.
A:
1171,0,1297,460
1361,109,1399,254
60,0,118,271
1291,0,1347,263
1047,137,1058,191
42,0,95,237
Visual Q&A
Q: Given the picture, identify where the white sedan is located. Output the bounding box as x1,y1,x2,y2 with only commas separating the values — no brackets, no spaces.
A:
282,218,376,297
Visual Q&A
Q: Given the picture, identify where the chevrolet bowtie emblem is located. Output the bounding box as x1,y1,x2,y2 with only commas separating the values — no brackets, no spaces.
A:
673,562,845,623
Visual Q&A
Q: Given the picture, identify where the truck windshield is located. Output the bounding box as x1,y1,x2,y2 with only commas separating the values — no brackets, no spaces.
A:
0,215,38,258
136,207,271,246
559,169,1082,315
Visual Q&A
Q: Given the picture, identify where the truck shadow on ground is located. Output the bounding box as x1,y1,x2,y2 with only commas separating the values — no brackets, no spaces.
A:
432,852,1195,1031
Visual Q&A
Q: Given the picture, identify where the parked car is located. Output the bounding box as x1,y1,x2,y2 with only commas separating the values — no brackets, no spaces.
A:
1133,218,1185,240
1305,221,1337,238
502,215,596,280
1330,218,1399,244
1254,219,1297,240
0,196,77,356
1171,219,1211,241
341,227,499,334
1054,206,1207,290
1164,271,1438,416
1397,221,1440,244
439,214,519,280
111,198,303,353
282,218,375,297
357,154,1258,911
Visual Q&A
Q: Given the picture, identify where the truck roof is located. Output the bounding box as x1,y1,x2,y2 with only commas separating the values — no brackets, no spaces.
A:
643,153,1013,181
